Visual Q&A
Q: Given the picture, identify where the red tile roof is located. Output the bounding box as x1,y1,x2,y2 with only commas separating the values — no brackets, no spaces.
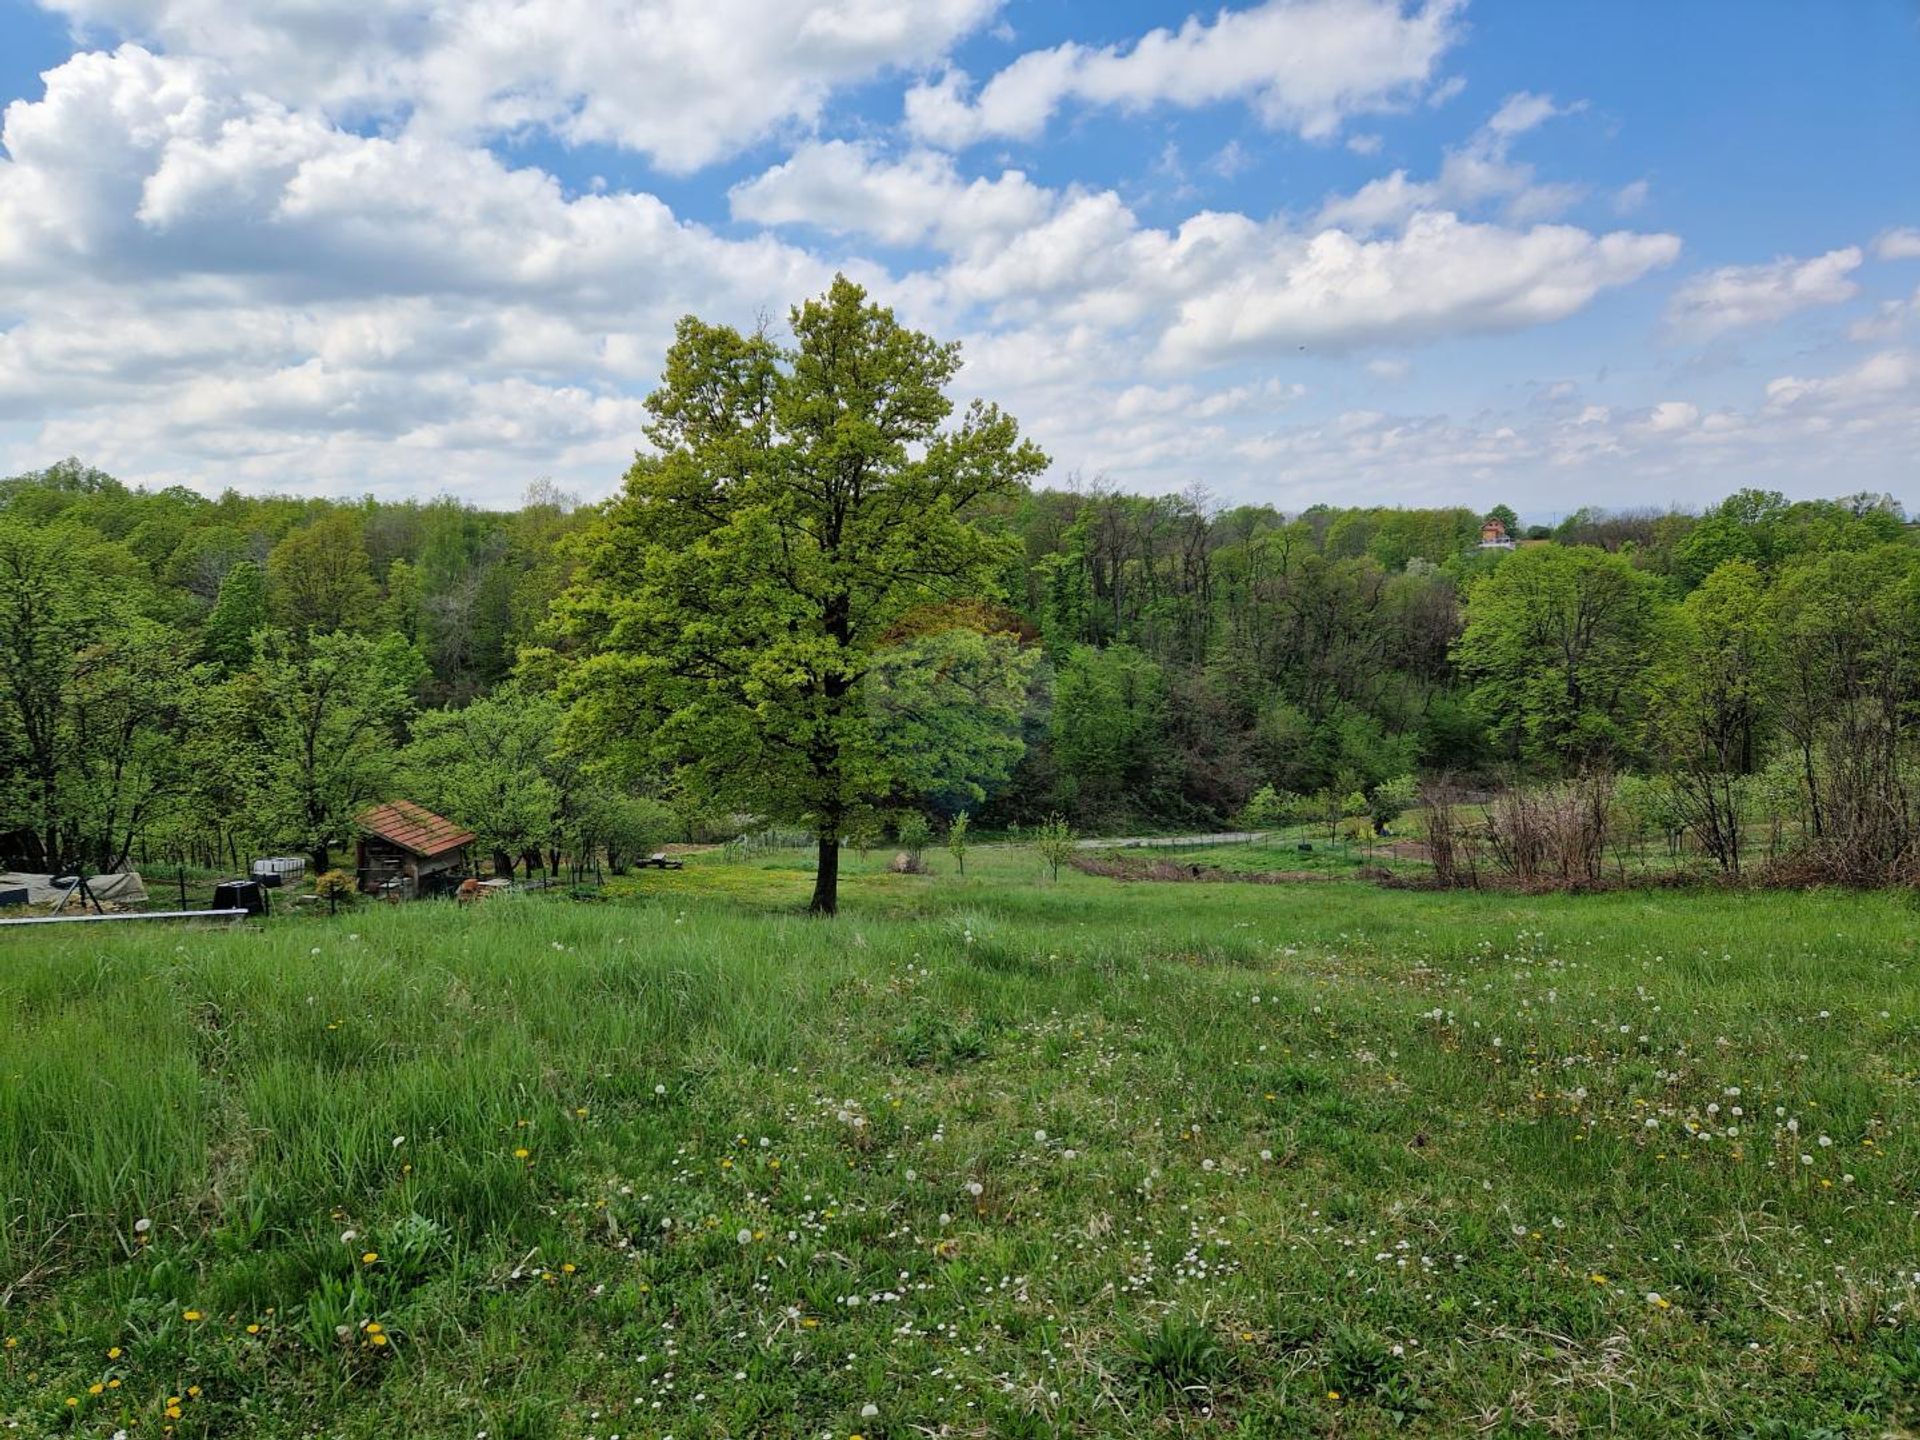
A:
356,800,477,858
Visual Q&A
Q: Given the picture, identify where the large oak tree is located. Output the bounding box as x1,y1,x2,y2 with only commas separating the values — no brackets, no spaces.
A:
559,277,1045,914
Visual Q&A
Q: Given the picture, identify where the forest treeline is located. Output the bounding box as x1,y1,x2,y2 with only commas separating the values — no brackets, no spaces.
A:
1,452,1915,884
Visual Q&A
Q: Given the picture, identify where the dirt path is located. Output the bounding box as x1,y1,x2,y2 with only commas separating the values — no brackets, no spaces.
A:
1073,831,1271,850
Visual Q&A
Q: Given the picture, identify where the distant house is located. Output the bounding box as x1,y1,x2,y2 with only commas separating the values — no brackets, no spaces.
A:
355,800,476,898
1478,516,1516,549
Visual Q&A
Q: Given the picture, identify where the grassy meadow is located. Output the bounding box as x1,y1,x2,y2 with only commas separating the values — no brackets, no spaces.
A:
4,844,1920,1437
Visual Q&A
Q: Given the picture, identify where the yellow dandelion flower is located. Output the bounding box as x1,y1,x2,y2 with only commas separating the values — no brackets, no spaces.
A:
514,1147,530,1160
361,1251,379,1265
187,1385,201,1397
182,1309,204,1321
246,1324,261,1335
369,1333,389,1347
106,1346,121,1359
89,1383,104,1395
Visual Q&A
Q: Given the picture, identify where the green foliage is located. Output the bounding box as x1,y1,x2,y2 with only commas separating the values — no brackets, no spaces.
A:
1128,1313,1231,1402
312,868,355,914
946,810,970,874
555,276,1045,914
1032,812,1075,880
1237,784,1286,828
1367,773,1419,832
894,810,932,862
1454,544,1669,768
400,684,562,868
1047,643,1165,820
203,558,268,671
267,510,378,635
234,629,420,871
7,444,1920,875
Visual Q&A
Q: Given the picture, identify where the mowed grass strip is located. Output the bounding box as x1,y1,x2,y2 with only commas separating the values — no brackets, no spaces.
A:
3,847,1920,1437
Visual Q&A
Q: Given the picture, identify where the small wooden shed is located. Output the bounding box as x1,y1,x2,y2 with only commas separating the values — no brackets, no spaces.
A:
355,801,476,899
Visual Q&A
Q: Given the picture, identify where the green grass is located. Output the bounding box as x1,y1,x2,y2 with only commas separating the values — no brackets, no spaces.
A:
5,845,1920,1436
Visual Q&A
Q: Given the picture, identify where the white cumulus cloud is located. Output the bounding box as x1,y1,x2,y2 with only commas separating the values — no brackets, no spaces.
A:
1876,228,1920,261
38,0,1004,171
1665,246,1863,340
905,0,1463,148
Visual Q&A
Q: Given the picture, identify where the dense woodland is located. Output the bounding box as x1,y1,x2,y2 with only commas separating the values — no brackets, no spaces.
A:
3,442,1915,892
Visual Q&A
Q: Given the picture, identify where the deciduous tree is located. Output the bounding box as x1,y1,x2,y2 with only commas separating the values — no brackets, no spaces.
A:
559,276,1045,914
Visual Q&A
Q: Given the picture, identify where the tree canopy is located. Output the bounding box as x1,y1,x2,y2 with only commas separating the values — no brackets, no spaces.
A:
557,276,1046,913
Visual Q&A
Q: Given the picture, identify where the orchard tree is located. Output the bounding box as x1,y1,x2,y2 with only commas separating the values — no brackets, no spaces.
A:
1648,559,1776,872
560,276,1046,914
235,629,421,873
401,683,561,877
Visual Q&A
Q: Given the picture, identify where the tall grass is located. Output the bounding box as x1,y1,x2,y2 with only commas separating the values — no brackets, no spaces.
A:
4,852,1920,1434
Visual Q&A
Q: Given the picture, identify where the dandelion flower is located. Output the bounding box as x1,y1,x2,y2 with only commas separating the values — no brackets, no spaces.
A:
361,1252,379,1265
182,1310,204,1322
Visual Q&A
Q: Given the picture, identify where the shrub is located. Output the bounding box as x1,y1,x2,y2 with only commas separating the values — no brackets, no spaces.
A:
946,811,970,875
313,869,355,915
1032,813,1076,881
895,811,932,864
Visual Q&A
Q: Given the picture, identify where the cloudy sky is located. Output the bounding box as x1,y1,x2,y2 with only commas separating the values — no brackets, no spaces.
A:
0,0,1915,515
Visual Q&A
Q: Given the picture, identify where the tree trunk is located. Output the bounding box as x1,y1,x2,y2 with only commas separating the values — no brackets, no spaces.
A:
493,848,513,879
312,843,331,875
809,833,840,916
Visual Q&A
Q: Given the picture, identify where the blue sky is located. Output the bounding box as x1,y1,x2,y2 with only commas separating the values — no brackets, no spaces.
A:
0,0,1915,517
